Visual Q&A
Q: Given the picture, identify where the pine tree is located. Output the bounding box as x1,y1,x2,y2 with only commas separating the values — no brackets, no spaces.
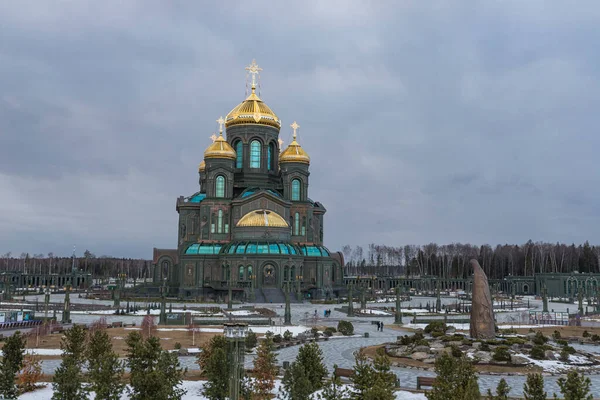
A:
317,364,351,400
351,350,396,400
556,370,593,400
487,378,510,400
126,331,186,400
198,335,230,400
52,325,87,400
87,329,125,400
252,338,277,399
280,361,313,400
0,331,26,398
426,353,480,400
295,342,327,391
523,373,547,400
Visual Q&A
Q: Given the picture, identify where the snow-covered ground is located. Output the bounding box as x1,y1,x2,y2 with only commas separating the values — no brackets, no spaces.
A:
17,381,426,400
227,309,260,316
402,322,559,331
359,309,392,316
0,349,63,356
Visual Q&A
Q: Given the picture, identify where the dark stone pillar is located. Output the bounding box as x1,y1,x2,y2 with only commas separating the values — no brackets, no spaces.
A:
347,284,354,317
394,286,402,325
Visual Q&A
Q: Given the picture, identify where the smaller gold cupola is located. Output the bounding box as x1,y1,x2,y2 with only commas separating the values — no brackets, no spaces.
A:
203,116,236,160
198,160,206,172
279,121,310,165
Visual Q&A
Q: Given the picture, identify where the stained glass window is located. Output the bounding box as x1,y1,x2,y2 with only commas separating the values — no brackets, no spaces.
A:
236,141,243,168
250,140,261,168
217,210,223,233
215,176,225,198
239,266,245,281
291,179,300,201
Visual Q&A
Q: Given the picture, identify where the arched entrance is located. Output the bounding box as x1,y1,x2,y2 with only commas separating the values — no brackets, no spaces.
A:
262,264,276,287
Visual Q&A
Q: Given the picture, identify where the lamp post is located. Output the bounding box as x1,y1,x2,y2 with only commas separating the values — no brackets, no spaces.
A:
62,284,71,324
347,283,354,317
227,266,233,310
43,286,50,321
394,286,402,325
159,277,167,325
248,273,255,302
284,282,292,325
296,275,303,302
224,322,248,400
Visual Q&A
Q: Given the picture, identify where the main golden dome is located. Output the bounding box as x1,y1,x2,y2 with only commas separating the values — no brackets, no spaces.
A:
225,87,281,129
204,132,236,160
236,209,288,228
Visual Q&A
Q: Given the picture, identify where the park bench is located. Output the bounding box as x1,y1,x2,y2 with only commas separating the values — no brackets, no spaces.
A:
416,376,436,390
333,367,354,381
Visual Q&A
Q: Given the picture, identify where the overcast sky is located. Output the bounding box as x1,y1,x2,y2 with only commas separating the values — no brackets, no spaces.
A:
1,1,599,258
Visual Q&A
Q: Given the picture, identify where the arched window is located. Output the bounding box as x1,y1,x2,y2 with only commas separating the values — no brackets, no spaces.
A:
215,176,225,198
291,266,296,281
294,212,300,236
250,140,261,168
217,209,223,233
301,216,306,236
239,266,245,281
235,141,243,169
291,179,301,201
284,266,289,282
247,266,253,279
268,142,275,171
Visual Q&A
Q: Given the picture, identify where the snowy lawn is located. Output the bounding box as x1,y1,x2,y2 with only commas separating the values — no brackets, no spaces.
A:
17,381,426,400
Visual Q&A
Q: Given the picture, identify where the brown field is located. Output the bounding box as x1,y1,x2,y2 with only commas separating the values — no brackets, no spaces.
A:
1,326,225,360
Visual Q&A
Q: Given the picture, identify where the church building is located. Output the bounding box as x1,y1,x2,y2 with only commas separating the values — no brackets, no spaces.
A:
152,61,344,301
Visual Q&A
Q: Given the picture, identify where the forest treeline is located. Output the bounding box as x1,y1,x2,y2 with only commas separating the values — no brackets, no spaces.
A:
0,251,151,280
342,241,600,280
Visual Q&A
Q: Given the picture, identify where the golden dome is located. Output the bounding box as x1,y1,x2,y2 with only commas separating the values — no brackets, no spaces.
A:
225,87,281,129
280,121,310,164
204,132,236,160
236,209,288,228
198,160,205,172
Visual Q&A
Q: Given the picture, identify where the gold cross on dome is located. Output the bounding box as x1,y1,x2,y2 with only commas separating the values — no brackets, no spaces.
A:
278,138,284,147
216,116,225,133
245,59,262,87
210,133,217,142
290,121,300,139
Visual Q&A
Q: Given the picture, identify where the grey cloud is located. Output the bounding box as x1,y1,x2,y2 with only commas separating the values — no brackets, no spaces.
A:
1,1,600,257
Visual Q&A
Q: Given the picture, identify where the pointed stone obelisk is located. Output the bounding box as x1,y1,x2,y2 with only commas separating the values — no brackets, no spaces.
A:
469,259,495,339
394,286,402,325
347,284,355,317
284,283,291,325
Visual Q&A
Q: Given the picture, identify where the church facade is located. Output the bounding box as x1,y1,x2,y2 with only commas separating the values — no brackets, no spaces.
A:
152,61,344,301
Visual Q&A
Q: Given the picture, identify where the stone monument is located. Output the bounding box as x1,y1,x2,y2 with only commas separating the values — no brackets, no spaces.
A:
469,259,495,339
